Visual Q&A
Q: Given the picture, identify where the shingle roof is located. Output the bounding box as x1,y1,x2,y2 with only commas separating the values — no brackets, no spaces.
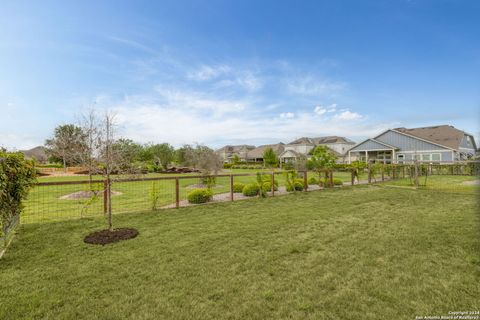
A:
247,143,285,159
393,125,468,150
287,137,315,145
312,136,356,145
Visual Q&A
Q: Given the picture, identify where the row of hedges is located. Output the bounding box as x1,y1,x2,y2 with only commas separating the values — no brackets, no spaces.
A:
307,177,343,186
187,175,345,203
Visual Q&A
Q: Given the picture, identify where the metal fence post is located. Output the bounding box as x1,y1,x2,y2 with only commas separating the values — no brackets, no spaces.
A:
175,177,180,209
230,175,234,201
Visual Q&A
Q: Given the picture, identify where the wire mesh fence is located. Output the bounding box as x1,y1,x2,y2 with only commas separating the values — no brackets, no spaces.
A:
21,163,479,224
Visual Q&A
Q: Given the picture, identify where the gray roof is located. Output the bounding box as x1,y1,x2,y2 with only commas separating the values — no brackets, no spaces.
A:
312,136,355,145
288,136,354,146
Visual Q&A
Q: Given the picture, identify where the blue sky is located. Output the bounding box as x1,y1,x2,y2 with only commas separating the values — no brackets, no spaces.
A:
1,0,479,149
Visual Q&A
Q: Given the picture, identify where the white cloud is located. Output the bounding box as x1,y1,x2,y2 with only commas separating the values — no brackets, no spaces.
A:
99,94,381,148
187,64,231,81
334,110,363,121
153,87,247,115
287,76,345,97
279,112,295,119
314,106,327,116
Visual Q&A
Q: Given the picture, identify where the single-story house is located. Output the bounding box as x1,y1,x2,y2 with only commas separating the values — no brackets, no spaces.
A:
347,125,477,164
216,145,255,163
246,143,285,162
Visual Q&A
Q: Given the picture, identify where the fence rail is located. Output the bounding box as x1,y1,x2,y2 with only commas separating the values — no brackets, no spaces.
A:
19,162,480,225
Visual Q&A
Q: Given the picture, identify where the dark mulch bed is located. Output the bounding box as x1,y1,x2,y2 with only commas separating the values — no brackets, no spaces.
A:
84,228,139,245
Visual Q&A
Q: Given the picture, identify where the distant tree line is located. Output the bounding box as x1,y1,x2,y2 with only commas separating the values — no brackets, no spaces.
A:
44,119,221,174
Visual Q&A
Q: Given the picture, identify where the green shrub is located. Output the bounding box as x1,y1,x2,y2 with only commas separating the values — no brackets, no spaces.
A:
242,183,260,197
223,163,232,169
307,177,318,185
262,181,278,193
286,179,304,192
333,178,343,186
0,152,37,237
187,188,213,204
232,182,245,193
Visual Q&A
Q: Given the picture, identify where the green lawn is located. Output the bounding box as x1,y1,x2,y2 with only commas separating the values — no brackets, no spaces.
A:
2,184,479,319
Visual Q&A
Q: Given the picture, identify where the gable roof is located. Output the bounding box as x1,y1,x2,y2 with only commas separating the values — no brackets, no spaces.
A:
287,136,355,146
247,143,285,159
392,125,469,150
348,138,398,152
311,136,355,145
287,137,315,145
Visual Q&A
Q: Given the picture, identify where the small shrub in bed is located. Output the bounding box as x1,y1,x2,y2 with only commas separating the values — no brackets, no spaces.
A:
307,177,318,185
262,181,278,193
242,183,260,197
232,182,245,193
286,179,304,192
187,188,213,204
333,178,343,186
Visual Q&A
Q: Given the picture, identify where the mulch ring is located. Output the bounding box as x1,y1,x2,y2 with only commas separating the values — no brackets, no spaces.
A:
84,228,139,245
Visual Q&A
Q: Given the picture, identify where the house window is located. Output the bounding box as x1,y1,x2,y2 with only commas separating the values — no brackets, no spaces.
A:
431,153,441,162
421,154,431,161
397,154,405,164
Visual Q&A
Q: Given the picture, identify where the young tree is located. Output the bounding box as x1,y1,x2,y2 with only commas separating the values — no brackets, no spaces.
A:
45,124,86,172
307,145,337,187
77,110,101,188
231,154,240,165
185,145,222,188
77,111,139,232
262,147,278,168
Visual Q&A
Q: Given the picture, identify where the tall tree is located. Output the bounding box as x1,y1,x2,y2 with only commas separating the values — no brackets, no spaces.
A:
45,124,86,171
147,143,175,170
262,147,278,168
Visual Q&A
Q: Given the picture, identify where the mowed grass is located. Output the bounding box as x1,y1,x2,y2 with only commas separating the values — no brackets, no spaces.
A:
2,185,479,319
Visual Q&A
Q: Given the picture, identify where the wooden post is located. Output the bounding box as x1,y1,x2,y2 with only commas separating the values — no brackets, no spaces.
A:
175,177,180,209
329,170,333,187
230,175,234,201
368,163,372,184
351,170,355,186
381,165,385,181
402,166,405,178
271,173,275,196
103,179,108,214
303,171,308,191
